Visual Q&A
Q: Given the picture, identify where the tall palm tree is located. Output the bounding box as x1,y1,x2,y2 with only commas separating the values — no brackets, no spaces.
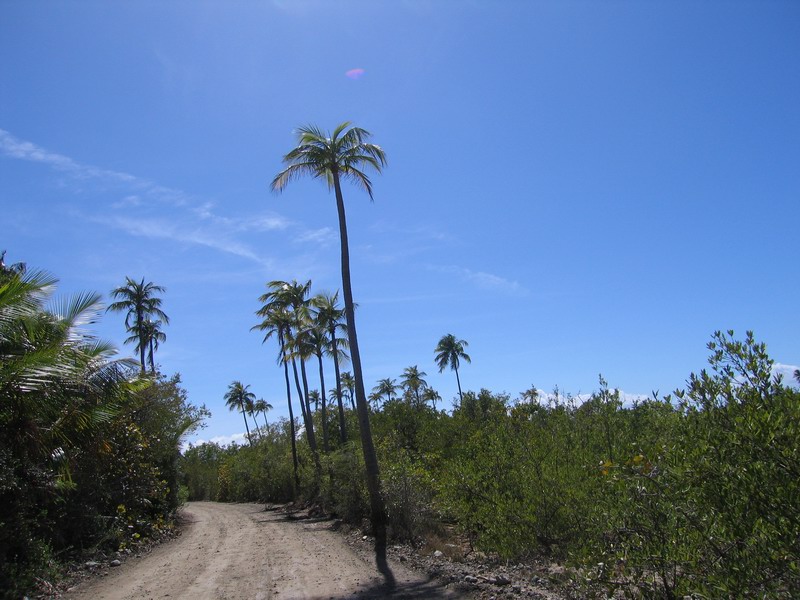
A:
108,277,169,372
272,122,389,558
252,306,300,488
224,381,255,446
311,291,349,444
400,365,428,408
274,281,321,465
434,333,471,403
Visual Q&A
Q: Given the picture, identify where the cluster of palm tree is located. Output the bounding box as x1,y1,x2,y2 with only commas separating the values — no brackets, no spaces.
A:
369,335,469,410
371,366,440,409
223,381,273,445
252,280,351,486
107,277,169,373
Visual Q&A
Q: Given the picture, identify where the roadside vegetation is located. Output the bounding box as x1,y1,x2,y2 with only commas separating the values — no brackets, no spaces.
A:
0,254,207,599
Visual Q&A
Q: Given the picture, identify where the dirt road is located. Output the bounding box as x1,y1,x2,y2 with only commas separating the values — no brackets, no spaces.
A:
64,502,469,600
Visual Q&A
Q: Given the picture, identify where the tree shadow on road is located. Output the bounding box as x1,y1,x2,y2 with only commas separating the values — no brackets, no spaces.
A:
300,575,470,599
374,523,396,590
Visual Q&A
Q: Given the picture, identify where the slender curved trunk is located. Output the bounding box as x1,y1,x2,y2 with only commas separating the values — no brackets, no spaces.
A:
455,366,463,402
291,358,307,424
300,359,322,486
239,401,252,446
316,350,330,452
279,332,299,490
330,325,347,444
292,357,318,457
148,336,156,374
332,171,387,546
137,308,146,371
251,412,264,440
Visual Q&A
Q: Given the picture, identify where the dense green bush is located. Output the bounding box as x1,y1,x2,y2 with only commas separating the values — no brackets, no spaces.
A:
584,332,800,598
0,263,206,598
181,330,798,598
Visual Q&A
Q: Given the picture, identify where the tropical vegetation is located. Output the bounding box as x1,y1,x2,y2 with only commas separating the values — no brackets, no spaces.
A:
0,257,206,598
8,120,799,599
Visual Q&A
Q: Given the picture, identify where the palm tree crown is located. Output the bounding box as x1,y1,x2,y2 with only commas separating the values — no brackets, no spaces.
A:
108,277,169,372
400,365,428,407
372,378,398,405
224,381,256,446
271,122,386,201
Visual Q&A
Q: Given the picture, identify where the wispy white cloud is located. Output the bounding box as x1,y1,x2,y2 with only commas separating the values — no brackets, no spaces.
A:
369,221,455,244
773,362,800,385
1,127,190,205
428,264,525,295
295,227,336,247
1,128,291,267
96,215,274,266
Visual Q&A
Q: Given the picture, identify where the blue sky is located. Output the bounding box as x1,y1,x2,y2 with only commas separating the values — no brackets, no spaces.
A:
2,1,798,446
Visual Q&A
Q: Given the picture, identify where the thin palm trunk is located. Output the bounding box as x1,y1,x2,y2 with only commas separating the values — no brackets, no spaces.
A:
330,326,347,444
333,171,386,543
279,333,300,489
137,307,146,371
455,366,463,402
316,350,330,452
299,358,322,483
239,401,252,446
251,411,264,440
291,358,308,424
148,336,156,374
300,359,312,423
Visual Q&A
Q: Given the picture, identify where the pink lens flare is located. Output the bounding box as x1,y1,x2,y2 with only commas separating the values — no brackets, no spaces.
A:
345,68,365,80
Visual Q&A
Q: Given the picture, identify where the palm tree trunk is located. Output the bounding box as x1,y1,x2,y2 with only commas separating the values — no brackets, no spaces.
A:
455,366,464,402
239,401,252,446
251,411,263,440
316,351,330,453
290,357,312,430
299,358,322,487
137,308,146,372
148,336,156,374
332,172,387,550
279,333,300,490
330,326,347,444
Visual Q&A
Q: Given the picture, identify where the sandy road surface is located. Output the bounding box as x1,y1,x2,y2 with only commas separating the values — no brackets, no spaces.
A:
64,502,469,600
